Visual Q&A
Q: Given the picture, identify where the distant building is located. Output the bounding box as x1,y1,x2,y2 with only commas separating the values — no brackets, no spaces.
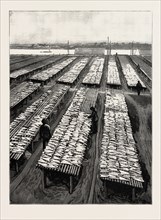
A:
133,49,140,55
138,49,152,56
75,47,105,55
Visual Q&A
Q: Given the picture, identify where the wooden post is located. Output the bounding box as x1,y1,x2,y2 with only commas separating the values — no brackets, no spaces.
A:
69,175,73,194
132,187,135,202
42,169,47,189
103,180,106,193
15,161,19,173
104,180,108,195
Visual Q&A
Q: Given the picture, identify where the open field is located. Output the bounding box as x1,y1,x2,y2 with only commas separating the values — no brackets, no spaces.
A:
10,54,152,204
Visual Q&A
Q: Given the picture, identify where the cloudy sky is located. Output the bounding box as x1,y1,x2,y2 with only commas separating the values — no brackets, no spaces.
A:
10,11,152,44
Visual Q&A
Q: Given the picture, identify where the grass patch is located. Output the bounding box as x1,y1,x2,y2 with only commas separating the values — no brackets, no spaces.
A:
130,94,151,107
125,94,152,203
125,95,140,133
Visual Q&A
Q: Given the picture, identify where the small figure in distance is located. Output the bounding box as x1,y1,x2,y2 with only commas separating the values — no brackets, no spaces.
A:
88,107,98,134
136,80,142,96
40,118,51,150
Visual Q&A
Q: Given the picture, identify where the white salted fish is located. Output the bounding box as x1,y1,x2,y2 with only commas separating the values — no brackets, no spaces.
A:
131,176,144,182
41,156,51,163
38,161,48,167
36,88,92,170
119,176,129,181
119,170,130,175
128,157,138,163
108,155,117,160
61,160,71,165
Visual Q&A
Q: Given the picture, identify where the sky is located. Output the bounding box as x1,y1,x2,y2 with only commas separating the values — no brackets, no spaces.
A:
10,11,152,44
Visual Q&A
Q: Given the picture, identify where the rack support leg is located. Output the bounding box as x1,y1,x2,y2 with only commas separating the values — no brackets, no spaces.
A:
42,169,47,189
132,187,135,202
69,176,73,194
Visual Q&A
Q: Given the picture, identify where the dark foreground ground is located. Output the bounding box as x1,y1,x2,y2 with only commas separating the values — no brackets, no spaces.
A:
10,93,152,204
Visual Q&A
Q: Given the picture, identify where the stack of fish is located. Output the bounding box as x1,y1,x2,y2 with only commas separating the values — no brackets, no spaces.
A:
10,82,40,108
119,58,146,88
123,64,146,87
107,56,121,85
10,92,50,136
10,82,27,93
82,57,104,85
105,92,128,112
10,68,29,79
100,91,144,187
10,85,69,160
38,88,91,175
29,57,76,82
57,58,89,84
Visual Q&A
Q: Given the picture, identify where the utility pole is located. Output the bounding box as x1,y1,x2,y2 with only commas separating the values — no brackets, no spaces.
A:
67,40,69,55
110,40,112,55
108,37,110,55
107,36,109,55
131,41,134,55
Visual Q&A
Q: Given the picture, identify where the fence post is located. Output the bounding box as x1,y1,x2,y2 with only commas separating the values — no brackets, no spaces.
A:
69,175,73,194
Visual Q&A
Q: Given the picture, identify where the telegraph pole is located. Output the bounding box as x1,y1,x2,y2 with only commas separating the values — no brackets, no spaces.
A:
110,40,112,55
67,40,69,55
131,41,134,55
107,36,109,55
